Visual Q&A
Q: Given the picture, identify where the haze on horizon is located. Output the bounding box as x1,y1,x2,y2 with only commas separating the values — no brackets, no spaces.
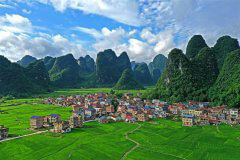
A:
0,0,239,63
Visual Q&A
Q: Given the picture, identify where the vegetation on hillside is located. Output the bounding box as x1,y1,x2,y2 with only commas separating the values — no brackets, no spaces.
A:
3,34,240,106
149,35,240,107
213,35,240,70
148,54,167,83
48,54,82,88
192,47,219,90
113,69,144,90
96,49,131,86
133,62,153,85
149,48,199,102
0,56,50,97
43,56,56,71
78,55,96,73
17,55,37,67
186,35,208,60
209,49,240,108
27,60,51,91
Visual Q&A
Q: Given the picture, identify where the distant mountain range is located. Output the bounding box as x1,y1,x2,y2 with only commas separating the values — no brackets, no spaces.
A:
0,48,166,96
3,34,240,108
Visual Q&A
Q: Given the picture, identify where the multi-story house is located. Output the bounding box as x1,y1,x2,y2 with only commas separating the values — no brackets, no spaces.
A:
69,115,83,128
30,116,44,129
51,121,71,133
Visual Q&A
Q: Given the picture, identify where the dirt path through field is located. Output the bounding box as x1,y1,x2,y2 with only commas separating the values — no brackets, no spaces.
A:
216,125,223,134
121,123,142,160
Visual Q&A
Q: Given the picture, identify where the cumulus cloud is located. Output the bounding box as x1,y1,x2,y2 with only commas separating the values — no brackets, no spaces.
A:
37,0,141,26
140,0,240,47
0,14,32,33
0,14,88,61
75,26,167,62
1,0,240,63
92,27,127,54
39,0,240,60
0,30,87,61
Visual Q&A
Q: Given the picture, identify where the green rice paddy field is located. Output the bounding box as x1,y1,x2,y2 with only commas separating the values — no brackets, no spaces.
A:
0,89,240,160
38,88,150,98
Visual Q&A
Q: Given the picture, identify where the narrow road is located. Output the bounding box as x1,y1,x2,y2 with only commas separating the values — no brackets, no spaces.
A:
0,120,96,143
0,130,48,143
121,123,142,160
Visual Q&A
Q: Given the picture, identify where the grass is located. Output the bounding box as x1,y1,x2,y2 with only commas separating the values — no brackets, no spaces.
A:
1,88,240,160
37,87,151,98
0,99,72,135
127,120,240,160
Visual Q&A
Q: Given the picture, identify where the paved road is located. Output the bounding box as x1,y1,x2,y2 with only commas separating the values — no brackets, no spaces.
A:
0,120,96,143
0,130,48,143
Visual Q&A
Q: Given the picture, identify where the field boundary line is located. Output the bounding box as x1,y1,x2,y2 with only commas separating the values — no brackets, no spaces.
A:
121,123,142,160
142,147,187,160
216,126,221,134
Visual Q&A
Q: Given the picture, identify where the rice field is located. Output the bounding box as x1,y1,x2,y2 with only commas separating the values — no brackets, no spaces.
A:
0,93,240,160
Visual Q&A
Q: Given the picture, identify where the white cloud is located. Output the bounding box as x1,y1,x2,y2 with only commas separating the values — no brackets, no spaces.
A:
36,0,141,26
128,38,155,61
140,0,240,48
0,13,91,62
0,14,88,61
0,14,32,33
92,27,127,54
22,9,32,14
75,26,164,62
0,30,88,61
0,3,14,8
2,0,240,63
128,29,137,36
141,28,158,44
73,27,102,39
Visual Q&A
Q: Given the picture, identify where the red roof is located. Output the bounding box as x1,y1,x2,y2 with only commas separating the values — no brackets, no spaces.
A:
126,115,133,120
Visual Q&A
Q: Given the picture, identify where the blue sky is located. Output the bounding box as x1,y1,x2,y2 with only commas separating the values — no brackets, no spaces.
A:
0,0,240,62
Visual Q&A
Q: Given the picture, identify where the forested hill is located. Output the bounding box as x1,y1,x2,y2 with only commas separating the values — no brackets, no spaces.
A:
0,56,50,97
149,35,240,108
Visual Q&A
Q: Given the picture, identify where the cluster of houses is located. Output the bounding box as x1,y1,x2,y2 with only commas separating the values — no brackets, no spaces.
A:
30,113,83,133
177,104,240,126
1,93,240,140
44,93,155,124
44,93,240,127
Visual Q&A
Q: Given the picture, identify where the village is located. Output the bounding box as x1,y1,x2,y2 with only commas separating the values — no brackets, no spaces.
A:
1,92,240,140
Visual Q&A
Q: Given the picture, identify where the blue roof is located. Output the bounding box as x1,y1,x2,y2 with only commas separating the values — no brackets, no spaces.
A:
50,114,58,117
183,114,194,118
32,116,41,119
99,116,107,120
87,108,96,111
